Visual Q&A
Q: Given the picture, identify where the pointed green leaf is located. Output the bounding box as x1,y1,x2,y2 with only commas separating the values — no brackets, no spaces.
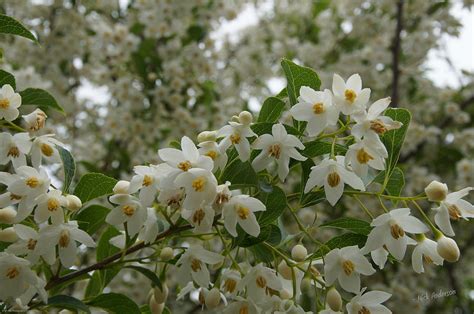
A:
382,108,411,173
47,295,90,313
256,186,287,226
88,293,140,314
74,173,118,203
0,14,37,42
319,217,371,235
258,97,286,123
125,266,162,290
19,88,65,114
57,146,75,193
75,205,110,235
0,69,16,89
220,159,258,188
280,58,321,107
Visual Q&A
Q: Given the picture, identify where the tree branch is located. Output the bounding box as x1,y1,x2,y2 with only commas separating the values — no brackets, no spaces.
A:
390,0,404,108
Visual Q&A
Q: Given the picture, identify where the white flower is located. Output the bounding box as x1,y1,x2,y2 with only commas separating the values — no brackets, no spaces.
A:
139,208,160,244
332,74,370,115
0,132,31,169
432,187,473,236
361,208,428,260
224,297,259,314
223,194,266,237
345,138,387,178
0,252,47,303
30,134,63,168
237,263,283,303
221,268,241,295
351,97,402,143
176,244,224,287
370,247,389,270
106,194,146,237
22,108,47,132
412,236,443,273
324,245,375,294
290,87,339,136
346,288,392,314
218,120,257,162
36,221,95,268
158,136,213,173
33,189,67,224
128,165,162,206
182,203,215,233
5,224,42,264
252,123,306,181
304,156,365,206
175,168,218,210
198,140,228,172
213,181,232,211
0,84,21,121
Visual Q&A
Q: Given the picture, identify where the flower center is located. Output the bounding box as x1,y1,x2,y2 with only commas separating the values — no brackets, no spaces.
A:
10,193,22,200
312,102,325,114
268,144,281,159
327,172,341,187
40,143,54,157
215,193,230,206
370,120,387,134
6,266,19,279
423,255,433,264
236,205,250,219
205,150,217,160
178,160,192,172
191,258,202,272
256,275,267,288
448,204,462,220
0,98,10,109
192,177,206,192
192,208,206,225
122,205,135,217
59,229,70,248
27,238,37,250
342,260,355,276
356,148,374,164
390,223,405,239
344,89,357,103
7,146,20,158
230,133,241,144
25,177,40,188
47,198,60,211
224,278,237,293
142,175,153,187
358,306,371,314
239,305,249,314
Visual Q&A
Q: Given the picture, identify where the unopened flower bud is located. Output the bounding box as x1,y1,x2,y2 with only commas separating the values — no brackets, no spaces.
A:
149,295,164,314
437,236,460,262
197,131,217,143
278,260,293,280
160,247,174,261
230,115,240,123
0,206,16,224
205,287,221,309
153,283,169,304
23,108,47,132
326,287,342,311
425,181,448,202
300,277,312,293
0,227,17,242
291,244,307,262
238,111,253,125
280,288,292,300
113,180,130,194
66,195,82,211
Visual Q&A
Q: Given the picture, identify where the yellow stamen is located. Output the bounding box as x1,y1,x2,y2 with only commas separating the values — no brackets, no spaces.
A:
358,306,371,314
192,177,206,192
448,204,462,220
191,259,202,272
230,133,241,144
7,146,20,158
312,102,325,114
6,266,19,279
327,172,341,187
40,143,54,157
236,205,250,219
356,148,374,164
370,120,387,134
223,278,237,293
178,160,192,172
59,229,70,248
342,260,355,276
25,177,40,188
192,208,206,225
27,238,37,250
239,305,249,314
205,150,217,160
423,255,433,264
256,275,267,288
268,144,281,159
390,223,405,239
0,98,10,109
344,89,357,103
47,198,60,211
142,175,153,187
122,205,135,217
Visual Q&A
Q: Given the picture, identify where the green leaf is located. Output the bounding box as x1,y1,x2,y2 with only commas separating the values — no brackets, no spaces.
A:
47,295,90,313
74,173,118,203
0,69,16,89
0,14,37,42
300,190,326,207
302,140,347,158
236,223,273,248
319,217,372,235
257,97,286,123
373,167,405,197
248,226,281,263
75,205,110,235
382,108,411,174
57,146,75,193
256,186,287,226
280,58,321,107
19,88,65,114
125,266,162,290
251,122,300,136
220,159,258,188
88,293,140,314
84,271,103,299
312,233,367,258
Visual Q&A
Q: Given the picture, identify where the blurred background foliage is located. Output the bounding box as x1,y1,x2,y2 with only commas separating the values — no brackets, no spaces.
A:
0,0,473,312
